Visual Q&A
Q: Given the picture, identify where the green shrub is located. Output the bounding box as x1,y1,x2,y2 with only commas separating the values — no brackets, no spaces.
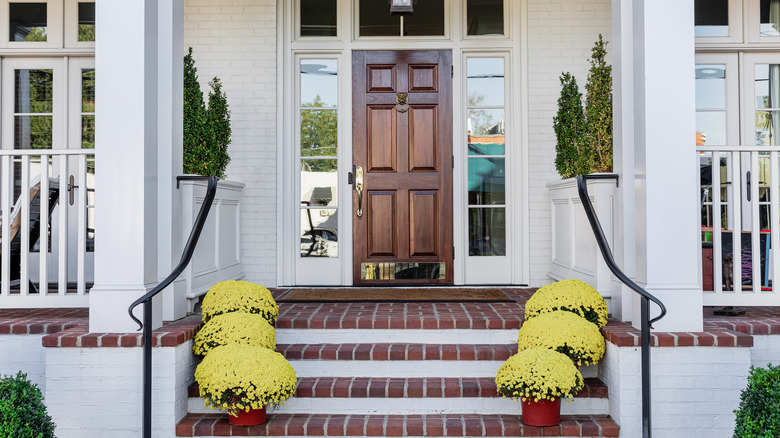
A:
183,47,232,178
553,35,612,178
734,363,780,437
0,372,55,438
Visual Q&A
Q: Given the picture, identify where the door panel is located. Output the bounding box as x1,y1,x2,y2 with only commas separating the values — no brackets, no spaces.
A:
352,50,453,284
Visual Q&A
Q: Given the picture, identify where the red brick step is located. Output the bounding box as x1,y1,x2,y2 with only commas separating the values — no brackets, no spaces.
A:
176,413,620,437
188,377,607,399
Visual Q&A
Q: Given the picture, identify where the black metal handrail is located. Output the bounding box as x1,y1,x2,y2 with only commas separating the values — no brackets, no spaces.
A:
128,175,218,438
576,173,667,438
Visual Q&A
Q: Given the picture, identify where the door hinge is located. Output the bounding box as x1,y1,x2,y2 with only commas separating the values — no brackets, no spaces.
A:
452,155,454,168
451,66,454,78
452,247,455,259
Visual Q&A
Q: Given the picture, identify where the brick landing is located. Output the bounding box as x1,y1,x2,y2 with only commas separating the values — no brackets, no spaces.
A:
175,413,620,437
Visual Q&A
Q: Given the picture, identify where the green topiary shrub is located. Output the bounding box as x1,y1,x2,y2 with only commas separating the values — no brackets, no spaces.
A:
734,363,780,437
553,72,585,179
0,372,55,438
183,47,232,178
553,35,612,178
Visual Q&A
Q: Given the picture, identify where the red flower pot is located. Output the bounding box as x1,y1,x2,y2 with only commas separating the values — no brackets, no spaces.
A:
521,397,561,426
228,406,266,426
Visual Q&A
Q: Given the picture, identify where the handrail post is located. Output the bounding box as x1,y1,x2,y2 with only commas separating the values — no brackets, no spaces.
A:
143,300,152,438
641,297,651,438
576,174,666,438
128,175,219,438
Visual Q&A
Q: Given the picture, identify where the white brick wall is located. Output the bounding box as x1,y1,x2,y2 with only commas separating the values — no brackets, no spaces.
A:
751,335,780,368
0,335,46,392
601,343,752,438
181,1,614,287
184,0,278,286
526,0,611,286
45,342,196,438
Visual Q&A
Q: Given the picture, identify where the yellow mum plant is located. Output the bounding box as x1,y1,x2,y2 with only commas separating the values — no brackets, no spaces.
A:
517,310,605,366
495,347,584,402
193,311,276,356
195,344,297,416
201,280,279,324
525,279,608,327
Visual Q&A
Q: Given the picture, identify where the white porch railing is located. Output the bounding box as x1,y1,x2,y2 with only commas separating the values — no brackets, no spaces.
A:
0,149,93,308
698,146,780,305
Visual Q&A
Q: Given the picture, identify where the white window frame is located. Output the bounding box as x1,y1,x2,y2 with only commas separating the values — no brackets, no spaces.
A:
461,0,510,40
1,0,64,49
294,53,345,285
63,0,94,49
695,53,740,147
279,0,528,286
1,57,65,150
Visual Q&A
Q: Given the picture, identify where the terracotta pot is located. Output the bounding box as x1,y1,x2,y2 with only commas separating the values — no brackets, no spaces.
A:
521,397,561,426
228,406,266,426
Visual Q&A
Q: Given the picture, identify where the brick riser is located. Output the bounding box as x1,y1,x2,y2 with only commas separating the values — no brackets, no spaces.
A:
187,378,609,416
175,413,620,437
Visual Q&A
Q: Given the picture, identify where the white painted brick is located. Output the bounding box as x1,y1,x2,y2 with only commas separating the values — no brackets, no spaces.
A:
0,335,47,392
45,342,196,438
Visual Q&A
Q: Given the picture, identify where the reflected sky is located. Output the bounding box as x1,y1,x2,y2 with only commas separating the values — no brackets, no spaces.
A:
301,59,338,107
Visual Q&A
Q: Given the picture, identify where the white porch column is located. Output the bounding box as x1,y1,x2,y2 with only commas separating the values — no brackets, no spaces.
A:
90,0,166,332
614,0,703,332
157,0,186,322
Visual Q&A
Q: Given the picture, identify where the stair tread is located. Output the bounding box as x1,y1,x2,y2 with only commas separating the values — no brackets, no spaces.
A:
188,377,607,399
176,413,619,437
276,343,518,361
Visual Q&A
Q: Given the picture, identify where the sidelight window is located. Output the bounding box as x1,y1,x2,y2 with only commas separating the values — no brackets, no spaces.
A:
299,58,339,258
466,57,506,257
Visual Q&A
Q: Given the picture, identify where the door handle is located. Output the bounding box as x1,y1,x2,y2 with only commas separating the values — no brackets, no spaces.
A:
68,175,78,206
747,171,751,202
355,165,364,217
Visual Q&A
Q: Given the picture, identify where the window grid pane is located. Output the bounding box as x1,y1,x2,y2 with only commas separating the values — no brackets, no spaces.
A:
78,3,96,42
9,3,48,42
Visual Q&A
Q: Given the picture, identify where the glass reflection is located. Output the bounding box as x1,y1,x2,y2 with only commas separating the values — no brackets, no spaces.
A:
15,115,52,149
761,0,780,36
755,64,780,145
10,3,47,42
469,208,505,256
695,0,729,37
300,0,337,37
467,58,504,106
403,0,445,36
468,157,505,205
300,209,338,257
359,0,400,36
467,0,504,35
15,70,53,113
696,65,726,109
300,159,338,206
301,110,337,156
696,112,727,145
301,59,337,107
78,3,95,41
468,108,504,136
82,69,95,112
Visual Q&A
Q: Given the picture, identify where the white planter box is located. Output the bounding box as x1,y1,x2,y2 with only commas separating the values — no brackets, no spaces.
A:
547,176,619,312
179,178,245,311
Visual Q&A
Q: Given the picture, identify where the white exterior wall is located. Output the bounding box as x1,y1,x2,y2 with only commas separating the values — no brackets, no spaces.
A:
601,343,751,438
181,0,612,287
0,335,46,392
751,335,780,368
526,0,612,286
183,0,278,286
44,342,196,438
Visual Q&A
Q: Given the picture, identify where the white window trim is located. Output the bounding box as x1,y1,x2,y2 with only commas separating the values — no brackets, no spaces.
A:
63,0,94,49
279,0,528,286
461,0,511,41
695,53,740,147
1,57,64,150
1,0,64,49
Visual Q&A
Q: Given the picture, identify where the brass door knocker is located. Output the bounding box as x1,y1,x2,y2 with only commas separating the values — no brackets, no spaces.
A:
396,92,409,113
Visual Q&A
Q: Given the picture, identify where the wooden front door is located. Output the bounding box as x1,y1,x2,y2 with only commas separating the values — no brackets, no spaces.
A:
352,50,453,284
